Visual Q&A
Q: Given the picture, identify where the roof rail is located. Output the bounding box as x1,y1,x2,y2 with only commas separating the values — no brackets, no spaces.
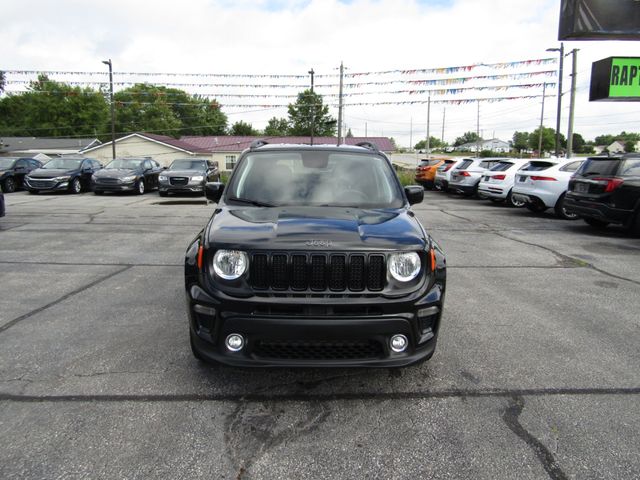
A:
355,141,380,153
250,139,269,150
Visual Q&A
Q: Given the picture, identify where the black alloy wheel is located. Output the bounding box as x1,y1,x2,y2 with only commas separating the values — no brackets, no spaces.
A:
70,177,82,194
2,177,16,193
137,179,145,195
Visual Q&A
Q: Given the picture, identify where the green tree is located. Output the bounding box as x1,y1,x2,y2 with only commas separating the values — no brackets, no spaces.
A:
512,131,530,153
263,117,289,136
0,71,5,94
453,131,481,147
571,133,587,153
113,84,182,137
0,74,109,137
167,91,227,135
345,128,354,138
230,120,259,136
287,89,336,136
594,134,615,146
528,126,557,153
415,137,446,150
624,140,637,153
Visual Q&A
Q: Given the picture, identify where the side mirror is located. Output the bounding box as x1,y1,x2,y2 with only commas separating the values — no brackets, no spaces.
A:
404,185,424,205
205,182,225,203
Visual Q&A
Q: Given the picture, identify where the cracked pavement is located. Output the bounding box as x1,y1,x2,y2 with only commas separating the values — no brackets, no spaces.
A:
0,190,639,479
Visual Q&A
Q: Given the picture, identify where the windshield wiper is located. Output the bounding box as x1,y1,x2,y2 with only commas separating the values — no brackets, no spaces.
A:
227,196,276,207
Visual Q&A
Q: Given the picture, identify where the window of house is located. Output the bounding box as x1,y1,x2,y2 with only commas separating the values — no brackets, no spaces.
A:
225,155,237,170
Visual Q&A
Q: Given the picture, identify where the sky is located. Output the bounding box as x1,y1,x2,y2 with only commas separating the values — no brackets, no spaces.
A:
2,0,639,148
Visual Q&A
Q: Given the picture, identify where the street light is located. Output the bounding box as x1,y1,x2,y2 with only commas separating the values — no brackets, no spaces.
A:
102,59,116,160
565,48,579,159
546,43,564,157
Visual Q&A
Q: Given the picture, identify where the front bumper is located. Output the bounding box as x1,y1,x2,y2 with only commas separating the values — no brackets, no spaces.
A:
92,181,137,192
186,281,444,368
564,194,633,226
159,183,205,194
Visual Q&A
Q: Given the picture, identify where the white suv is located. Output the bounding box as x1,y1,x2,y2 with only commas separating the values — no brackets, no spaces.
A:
477,158,531,207
449,158,504,197
512,158,584,219
434,158,464,192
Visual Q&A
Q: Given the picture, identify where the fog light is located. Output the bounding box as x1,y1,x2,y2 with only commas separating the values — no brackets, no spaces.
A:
225,334,244,352
390,334,408,353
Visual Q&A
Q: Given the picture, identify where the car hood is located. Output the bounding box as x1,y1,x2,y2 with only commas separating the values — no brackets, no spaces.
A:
29,168,79,178
164,170,204,177
206,206,427,251
94,169,139,178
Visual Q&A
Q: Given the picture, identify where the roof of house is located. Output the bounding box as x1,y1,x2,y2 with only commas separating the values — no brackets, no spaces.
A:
0,136,101,154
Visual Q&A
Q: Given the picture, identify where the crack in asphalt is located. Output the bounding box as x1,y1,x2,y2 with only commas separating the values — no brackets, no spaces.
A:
0,266,133,335
502,395,568,480
1,386,638,403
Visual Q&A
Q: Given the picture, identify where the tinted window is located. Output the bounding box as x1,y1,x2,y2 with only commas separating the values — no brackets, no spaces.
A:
489,162,514,172
577,158,621,177
559,161,583,172
170,160,207,170
479,160,500,169
227,151,403,208
43,158,83,169
521,161,555,172
16,160,28,168
0,158,17,169
29,160,41,168
105,159,144,169
456,160,473,170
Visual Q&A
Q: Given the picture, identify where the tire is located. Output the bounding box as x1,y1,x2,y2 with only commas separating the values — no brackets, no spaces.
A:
159,191,168,197
2,177,16,193
584,217,609,230
506,189,525,208
136,179,145,195
554,193,579,220
526,203,546,213
69,177,82,194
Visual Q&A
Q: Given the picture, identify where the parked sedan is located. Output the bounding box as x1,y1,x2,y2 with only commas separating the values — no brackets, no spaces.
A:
449,158,503,197
158,159,219,196
512,158,584,219
477,158,531,207
25,157,102,194
0,157,43,193
565,154,640,233
92,157,162,195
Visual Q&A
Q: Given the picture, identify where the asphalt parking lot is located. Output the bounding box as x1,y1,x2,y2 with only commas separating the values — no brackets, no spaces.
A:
1,190,639,480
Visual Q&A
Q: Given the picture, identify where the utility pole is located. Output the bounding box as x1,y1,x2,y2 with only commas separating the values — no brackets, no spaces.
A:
538,82,547,158
476,100,481,156
102,59,116,160
409,117,413,151
441,108,446,143
308,68,315,146
547,43,564,157
337,62,344,145
566,49,579,158
426,96,431,155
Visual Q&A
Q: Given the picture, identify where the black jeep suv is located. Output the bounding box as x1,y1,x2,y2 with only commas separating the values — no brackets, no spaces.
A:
185,141,446,367
565,154,640,234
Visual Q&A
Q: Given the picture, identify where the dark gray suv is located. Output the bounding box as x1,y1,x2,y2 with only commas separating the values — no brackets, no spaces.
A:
159,158,219,196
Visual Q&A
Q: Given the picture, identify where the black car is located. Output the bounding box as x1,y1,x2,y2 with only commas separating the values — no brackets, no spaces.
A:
92,157,162,195
185,141,446,368
25,157,102,194
158,158,220,196
565,154,640,234
0,157,43,193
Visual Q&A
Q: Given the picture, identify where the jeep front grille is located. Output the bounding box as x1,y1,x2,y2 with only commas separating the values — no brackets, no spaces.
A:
253,339,384,360
249,253,386,292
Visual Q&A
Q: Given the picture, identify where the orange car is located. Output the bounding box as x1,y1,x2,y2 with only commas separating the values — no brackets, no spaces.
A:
415,157,450,189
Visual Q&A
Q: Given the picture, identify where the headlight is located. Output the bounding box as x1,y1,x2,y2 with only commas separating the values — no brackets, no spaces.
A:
388,252,421,282
122,176,136,182
191,175,204,182
159,175,168,181
55,176,71,182
213,250,249,280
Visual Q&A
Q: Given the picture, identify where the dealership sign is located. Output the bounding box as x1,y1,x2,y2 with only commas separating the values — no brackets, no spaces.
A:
590,57,640,102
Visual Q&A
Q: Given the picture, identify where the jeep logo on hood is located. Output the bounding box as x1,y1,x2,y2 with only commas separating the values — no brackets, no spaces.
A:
306,239,333,248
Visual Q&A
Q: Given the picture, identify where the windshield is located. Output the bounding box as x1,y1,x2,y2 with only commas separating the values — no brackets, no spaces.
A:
0,158,18,169
226,151,404,208
42,158,82,169
170,160,207,171
105,158,143,170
